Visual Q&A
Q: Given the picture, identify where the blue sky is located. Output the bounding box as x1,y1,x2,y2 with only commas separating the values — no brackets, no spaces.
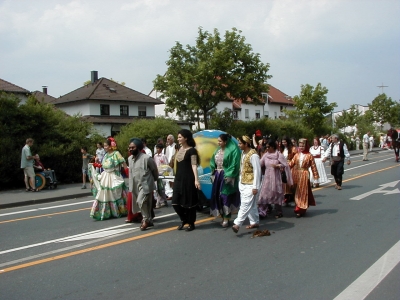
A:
1,0,399,111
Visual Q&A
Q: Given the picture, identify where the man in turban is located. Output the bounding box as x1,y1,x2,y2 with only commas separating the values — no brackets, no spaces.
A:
128,138,159,230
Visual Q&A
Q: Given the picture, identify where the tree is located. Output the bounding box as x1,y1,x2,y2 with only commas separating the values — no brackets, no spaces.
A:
115,117,182,153
0,92,103,189
209,108,237,132
286,83,337,136
153,27,272,129
364,94,399,128
334,104,362,133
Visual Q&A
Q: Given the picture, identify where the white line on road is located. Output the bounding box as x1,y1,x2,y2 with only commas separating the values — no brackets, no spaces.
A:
333,240,400,300
0,213,177,255
0,200,94,217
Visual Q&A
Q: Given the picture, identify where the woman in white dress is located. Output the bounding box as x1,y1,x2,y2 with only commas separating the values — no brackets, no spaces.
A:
309,137,328,187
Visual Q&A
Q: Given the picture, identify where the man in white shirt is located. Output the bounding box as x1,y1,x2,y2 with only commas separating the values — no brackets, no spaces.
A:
362,131,370,161
322,134,351,190
232,135,261,233
141,138,152,157
164,134,176,199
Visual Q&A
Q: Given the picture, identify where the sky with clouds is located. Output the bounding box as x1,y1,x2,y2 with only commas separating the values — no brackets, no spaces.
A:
1,0,399,111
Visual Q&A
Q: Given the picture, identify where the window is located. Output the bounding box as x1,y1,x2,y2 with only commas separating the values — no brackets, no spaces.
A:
274,112,278,119
138,106,146,117
100,104,110,116
280,106,284,112
245,109,249,119
120,105,129,116
255,110,260,119
264,111,269,118
232,111,238,120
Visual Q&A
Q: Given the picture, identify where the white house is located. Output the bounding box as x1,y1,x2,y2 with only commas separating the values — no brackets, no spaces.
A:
149,85,295,129
52,71,163,136
0,78,30,104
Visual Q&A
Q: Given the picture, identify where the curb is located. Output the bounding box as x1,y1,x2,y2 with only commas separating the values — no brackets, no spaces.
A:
0,193,91,209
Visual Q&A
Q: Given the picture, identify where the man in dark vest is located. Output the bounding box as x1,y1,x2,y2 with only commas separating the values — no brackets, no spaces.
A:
322,134,351,190
389,128,399,162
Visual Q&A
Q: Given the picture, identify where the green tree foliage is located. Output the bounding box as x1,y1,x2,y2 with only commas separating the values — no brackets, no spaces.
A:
115,117,182,155
0,92,103,189
286,83,337,136
209,108,237,132
364,93,399,127
153,27,272,129
334,104,362,131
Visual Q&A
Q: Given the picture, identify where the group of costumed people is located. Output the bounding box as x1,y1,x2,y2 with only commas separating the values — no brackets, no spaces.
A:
88,130,349,234
88,130,202,232
209,133,324,234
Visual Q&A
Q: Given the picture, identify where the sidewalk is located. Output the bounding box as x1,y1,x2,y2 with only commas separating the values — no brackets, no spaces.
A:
0,147,387,210
0,183,92,209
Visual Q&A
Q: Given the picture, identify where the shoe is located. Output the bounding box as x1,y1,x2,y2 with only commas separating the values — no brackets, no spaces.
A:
275,213,283,219
221,220,230,228
185,224,195,231
155,204,161,209
296,214,302,218
337,186,342,190
140,220,149,231
125,219,133,223
232,224,239,233
245,223,259,229
177,222,186,230
25,188,32,192
81,185,86,189
315,183,319,188
31,188,39,192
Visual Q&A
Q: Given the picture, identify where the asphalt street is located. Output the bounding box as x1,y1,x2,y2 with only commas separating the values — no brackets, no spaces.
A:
0,150,399,300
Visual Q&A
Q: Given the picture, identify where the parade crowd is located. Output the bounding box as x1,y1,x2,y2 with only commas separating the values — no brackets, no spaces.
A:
20,127,399,233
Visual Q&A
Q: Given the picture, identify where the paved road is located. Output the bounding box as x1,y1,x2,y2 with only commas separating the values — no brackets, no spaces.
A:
0,150,399,300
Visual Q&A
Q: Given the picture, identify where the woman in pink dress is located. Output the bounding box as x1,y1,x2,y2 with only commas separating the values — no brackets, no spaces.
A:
258,139,293,219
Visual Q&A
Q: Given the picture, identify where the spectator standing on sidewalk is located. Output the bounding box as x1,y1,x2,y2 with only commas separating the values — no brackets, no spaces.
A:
164,134,176,200
21,138,37,192
369,135,374,152
81,147,93,189
355,136,360,150
362,131,370,161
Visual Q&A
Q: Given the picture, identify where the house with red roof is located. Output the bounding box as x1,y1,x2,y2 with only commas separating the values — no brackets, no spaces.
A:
52,71,163,136
150,84,295,129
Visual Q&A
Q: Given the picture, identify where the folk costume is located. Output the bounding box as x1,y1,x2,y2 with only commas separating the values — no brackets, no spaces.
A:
233,143,261,229
209,137,241,221
309,145,328,186
289,147,319,217
259,150,292,218
323,140,350,189
89,150,128,221
172,147,200,228
128,150,159,227
281,145,297,202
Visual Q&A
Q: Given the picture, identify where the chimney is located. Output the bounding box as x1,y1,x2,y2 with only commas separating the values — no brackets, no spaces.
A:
42,86,48,94
91,71,98,83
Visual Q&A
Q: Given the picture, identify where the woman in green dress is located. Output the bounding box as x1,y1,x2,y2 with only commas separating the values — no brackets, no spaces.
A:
90,137,128,220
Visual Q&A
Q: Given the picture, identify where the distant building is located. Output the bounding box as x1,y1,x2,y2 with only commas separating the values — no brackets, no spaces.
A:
149,84,295,129
333,104,390,135
52,71,163,136
0,78,30,104
32,86,57,104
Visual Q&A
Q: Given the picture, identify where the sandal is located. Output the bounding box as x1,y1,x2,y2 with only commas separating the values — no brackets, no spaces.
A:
31,188,39,192
25,188,32,192
246,224,259,229
232,224,239,233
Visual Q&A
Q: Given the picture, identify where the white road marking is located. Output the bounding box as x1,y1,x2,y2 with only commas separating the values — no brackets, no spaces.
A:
0,200,94,217
333,240,400,300
350,181,400,200
0,213,177,255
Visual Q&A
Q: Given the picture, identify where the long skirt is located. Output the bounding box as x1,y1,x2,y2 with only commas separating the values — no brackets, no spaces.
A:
209,170,240,218
89,164,128,220
309,158,328,184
